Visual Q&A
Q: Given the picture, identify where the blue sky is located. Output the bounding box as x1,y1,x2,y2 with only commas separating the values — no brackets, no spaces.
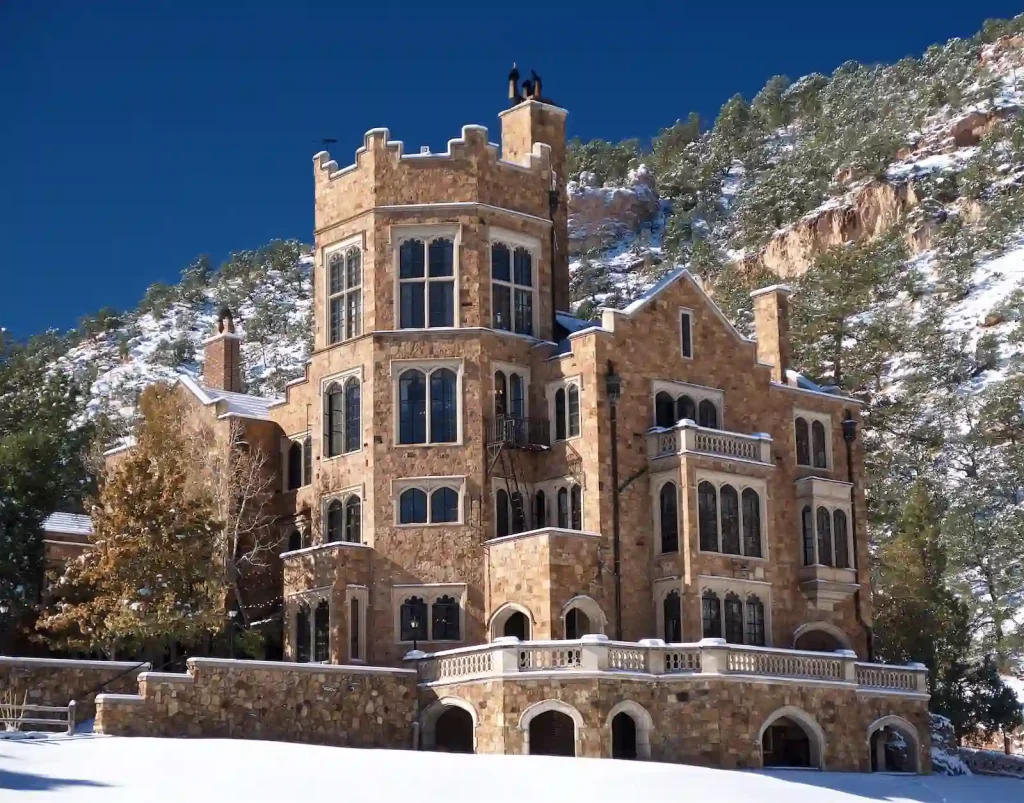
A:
2,0,1022,339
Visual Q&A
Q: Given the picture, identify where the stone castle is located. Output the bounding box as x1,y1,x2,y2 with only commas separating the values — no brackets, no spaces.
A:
26,70,931,771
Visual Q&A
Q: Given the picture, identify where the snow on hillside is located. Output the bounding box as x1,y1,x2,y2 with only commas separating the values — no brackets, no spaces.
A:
1,736,1022,803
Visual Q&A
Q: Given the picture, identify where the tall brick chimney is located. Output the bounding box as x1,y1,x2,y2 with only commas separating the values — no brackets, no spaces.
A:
202,308,243,392
750,285,792,383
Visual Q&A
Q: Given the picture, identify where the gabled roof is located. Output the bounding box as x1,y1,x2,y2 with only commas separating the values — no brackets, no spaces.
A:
42,512,93,536
177,375,282,421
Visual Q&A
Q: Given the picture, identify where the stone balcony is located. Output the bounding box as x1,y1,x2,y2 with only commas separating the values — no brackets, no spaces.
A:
412,635,928,697
798,565,860,610
647,420,772,465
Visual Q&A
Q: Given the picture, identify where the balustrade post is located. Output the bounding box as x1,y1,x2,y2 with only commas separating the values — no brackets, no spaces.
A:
492,637,521,675
580,634,609,671
698,638,729,674
638,638,664,674
755,433,772,463
680,421,697,454
836,649,858,683
908,662,928,693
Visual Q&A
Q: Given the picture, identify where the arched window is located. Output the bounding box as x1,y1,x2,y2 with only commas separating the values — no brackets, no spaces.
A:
431,595,460,641
491,242,535,336
698,399,718,429
701,590,722,639
742,488,762,558
659,482,679,553
431,488,460,524
400,596,428,642
327,499,344,542
811,421,827,468
511,491,526,533
287,530,301,552
655,391,675,428
720,485,740,554
802,506,815,565
296,604,311,662
313,600,330,662
287,441,302,490
302,435,312,486
557,487,569,528
430,368,458,443
399,238,454,328
663,590,682,643
512,247,535,336
567,384,581,438
491,243,512,331
327,385,345,456
494,370,507,416
344,496,361,543
399,370,427,444
565,607,591,639
795,417,810,466
328,246,361,345
833,509,850,569
676,395,697,422
816,507,833,567
724,593,744,644
534,490,547,528
496,489,510,538
698,481,718,551
554,388,567,441
570,484,583,530
400,488,428,524
344,378,360,453
509,373,525,418
745,596,766,646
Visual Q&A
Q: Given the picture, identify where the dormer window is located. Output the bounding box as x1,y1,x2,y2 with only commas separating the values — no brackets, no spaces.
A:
490,231,539,337
327,243,362,345
398,234,456,329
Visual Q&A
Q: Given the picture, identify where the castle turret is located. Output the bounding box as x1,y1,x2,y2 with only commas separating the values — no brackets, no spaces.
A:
202,307,243,392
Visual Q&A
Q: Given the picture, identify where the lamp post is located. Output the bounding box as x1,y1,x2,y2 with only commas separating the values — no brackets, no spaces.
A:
605,361,623,641
410,615,421,652
227,609,238,659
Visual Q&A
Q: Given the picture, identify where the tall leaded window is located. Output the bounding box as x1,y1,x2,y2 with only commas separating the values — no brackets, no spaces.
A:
816,506,833,567
811,420,828,468
698,481,718,551
494,371,507,416
431,487,460,524
431,595,461,641
555,388,567,440
313,600,330,662
698,399,718,429
327,499,344,542
287,441,302,490
701,590,722,639
801,506,815,566
325,377,360,458
680,310,693,358
328,246,362,345
534,490,547,528
568,384,581,437
724,593,744,644
745,596,766,646
659,482,679,553
344,496,361,543
398,367,458,445
741,488,762,558
399,369,427,444
496,489,510,538
570,484,583,530
302,435,312,486
491,242,534,336
430,369,458,443
399,237,455,329
557,487,569,528
676,394,697,422
795,417,811,466
552,382,581,441
720,484,740,554
400,596,428,642
296,605,311,662
655,391,675,428
664,590,682,642
399,488,428,524
834,509,850,569
509,372,525,418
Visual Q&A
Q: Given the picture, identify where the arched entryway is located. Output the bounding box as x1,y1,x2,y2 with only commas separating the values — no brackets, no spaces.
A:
434,707,474,753
519,699,584,757
606,700,654,760
793,622,852,653
561,595,606,639
565,608,591,639
611,713,637,758
488,603,533,642
867,716,920,773
759,707,825,770
504,611,530,640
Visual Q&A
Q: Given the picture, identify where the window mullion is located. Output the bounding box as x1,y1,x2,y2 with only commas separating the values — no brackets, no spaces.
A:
716,484,723,552
424,369,432,444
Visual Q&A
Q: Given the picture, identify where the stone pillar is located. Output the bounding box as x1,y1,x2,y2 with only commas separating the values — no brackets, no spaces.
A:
750,286,793,383
202,308,243,392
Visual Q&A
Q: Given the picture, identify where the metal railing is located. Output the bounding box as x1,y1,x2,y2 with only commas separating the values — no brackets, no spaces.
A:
486,416,550,449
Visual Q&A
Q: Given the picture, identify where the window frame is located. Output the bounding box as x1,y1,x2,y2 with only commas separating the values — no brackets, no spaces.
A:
694,471,768,560
698,575,772,647
492,361,531,419
392,584,466,644
345,585,369,663
394,476,466,527
324,235,364,346
283,433,313,491
801,500,854,568
392,225,460,331
654,579,683,644
489,228,540,338
650,380,723,430
322,487,363,545
679,307,694,360
653,477,680,555
548,376,583,443
321,367,363,460
794,409,833,470
391,359,464,447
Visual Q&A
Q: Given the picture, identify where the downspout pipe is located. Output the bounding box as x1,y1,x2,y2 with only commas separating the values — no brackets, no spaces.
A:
606,361,623,641
548,187,559,339
842,411,875,662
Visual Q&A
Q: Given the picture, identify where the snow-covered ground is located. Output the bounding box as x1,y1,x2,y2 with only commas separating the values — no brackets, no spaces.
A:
1,735,1022,802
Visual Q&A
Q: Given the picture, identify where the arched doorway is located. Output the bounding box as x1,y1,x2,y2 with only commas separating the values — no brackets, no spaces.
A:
530,710,576,756
611,713,637,759
565,608,591,639
504,611,530,640
759,708,825,769
793,622,852,653
434,707,474,753
560,595,606,639
868,716,920,773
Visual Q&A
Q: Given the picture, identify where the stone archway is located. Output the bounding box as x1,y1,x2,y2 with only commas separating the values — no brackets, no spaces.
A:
420,697,478,753
519,699,584,757
758,706,826,770
793,622,853,654
611,713,636,759
560,595,606,639
867,715,921,773
488,603,534,642
606,700,654,760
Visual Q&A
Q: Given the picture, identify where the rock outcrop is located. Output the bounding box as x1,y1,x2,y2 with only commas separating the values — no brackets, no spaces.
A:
568,166,660,255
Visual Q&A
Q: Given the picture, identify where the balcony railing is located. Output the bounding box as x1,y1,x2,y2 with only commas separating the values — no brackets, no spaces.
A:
411,637,928,696
486,416,550,450
647,421,772,464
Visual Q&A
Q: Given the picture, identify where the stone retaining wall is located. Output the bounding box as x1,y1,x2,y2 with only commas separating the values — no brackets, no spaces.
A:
0,656,150,723
96,657,417,748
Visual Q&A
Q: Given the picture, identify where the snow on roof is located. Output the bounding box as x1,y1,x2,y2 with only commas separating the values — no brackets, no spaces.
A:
555,311,598,334
42,512,94,536
177,374,281,421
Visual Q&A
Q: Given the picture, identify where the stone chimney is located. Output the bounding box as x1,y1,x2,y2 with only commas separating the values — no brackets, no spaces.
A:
202,308,243,392
750,285,792,383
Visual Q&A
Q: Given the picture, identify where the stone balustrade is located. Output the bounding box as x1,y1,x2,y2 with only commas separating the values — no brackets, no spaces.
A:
647,421,772,464
412,636,928,695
